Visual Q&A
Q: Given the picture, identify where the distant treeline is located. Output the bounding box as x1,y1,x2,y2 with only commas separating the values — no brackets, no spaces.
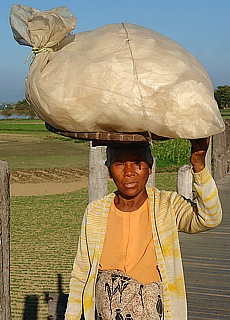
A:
0,99,36,119
214,85,230,109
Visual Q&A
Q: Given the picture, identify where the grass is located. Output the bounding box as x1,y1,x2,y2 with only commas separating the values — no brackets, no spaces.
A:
0,131,89,171
0,119,48,135
0,118,82,141
221,109,230,119
0,140,89,170
10,189,88,319
153,139,191,167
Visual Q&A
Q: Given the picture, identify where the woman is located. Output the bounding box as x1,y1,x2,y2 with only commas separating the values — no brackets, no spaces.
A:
65,138,222,320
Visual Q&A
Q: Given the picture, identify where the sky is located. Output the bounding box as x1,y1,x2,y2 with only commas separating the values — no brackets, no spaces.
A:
0,0,229,101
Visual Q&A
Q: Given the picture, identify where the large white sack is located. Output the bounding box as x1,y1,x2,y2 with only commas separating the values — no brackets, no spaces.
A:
10,5,225,139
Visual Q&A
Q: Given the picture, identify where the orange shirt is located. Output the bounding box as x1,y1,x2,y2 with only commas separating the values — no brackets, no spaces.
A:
99,199,161,284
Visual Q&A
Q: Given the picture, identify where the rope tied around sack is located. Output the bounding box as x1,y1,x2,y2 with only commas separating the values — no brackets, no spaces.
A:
32,47,53,54
24,47,53,65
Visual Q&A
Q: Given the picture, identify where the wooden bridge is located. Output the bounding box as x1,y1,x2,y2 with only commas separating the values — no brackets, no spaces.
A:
180,173,230,319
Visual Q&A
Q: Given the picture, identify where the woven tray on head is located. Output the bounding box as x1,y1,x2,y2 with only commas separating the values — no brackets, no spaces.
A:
45,123,168,145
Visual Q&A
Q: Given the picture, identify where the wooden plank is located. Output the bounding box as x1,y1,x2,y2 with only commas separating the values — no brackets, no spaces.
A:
0,160,11,320
187,295,229,315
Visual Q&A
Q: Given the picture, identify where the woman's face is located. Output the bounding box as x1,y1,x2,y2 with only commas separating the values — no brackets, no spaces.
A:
109,147,151,199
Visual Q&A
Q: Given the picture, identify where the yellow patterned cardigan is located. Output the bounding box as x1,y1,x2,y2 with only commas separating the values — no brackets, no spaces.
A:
65,166,222,320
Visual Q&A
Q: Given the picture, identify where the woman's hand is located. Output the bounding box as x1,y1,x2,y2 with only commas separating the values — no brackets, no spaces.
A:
189,137,210,173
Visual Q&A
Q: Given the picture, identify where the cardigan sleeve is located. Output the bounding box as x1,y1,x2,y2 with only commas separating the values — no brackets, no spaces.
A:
171,166,222,233
65,209,91,320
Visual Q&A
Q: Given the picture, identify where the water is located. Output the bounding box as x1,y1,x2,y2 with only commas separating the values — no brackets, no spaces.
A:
0,114,30,120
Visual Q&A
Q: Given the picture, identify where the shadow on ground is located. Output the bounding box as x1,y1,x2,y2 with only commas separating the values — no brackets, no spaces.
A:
23,295,38,320
22,274,68,320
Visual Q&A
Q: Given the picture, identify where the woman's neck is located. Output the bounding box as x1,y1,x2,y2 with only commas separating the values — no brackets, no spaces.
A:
114,188,148,212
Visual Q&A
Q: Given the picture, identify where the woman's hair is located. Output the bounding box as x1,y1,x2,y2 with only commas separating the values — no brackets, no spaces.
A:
105,143,153,169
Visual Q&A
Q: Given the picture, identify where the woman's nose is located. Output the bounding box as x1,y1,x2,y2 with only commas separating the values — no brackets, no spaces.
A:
124,162,135,176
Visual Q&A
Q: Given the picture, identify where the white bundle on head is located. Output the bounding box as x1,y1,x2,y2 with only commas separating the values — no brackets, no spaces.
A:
10,4,225,139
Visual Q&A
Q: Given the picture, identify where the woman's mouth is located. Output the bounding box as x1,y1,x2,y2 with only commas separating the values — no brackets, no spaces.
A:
124,182,137,188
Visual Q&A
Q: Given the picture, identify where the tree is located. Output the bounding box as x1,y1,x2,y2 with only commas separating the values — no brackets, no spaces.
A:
14,104,24,118
214,85,230,109
14,99,36,118
24,108,36,119
0,109,12,120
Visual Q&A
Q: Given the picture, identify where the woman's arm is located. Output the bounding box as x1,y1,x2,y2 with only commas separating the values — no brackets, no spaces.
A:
173,165,222,233
172,138,222,233
189,137,210,173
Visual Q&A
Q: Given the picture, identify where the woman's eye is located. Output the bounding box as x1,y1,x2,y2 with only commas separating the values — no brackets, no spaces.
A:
114,163,124,167
134,161,142,167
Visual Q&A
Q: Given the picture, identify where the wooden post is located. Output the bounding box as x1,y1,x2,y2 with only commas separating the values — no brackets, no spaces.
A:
88,143,108,203
147,156,156,187
213,131,227,181
177,164,193,200
206,136,212,173
226,120,230,173
0,160,11,320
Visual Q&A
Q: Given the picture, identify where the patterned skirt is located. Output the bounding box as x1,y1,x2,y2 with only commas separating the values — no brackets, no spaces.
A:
95,269,163,320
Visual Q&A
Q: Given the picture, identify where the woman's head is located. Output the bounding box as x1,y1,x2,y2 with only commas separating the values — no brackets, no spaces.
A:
105,143,153,200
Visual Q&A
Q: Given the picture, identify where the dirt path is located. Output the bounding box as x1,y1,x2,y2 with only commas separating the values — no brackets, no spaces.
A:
10,168,88,196
11,180,88,196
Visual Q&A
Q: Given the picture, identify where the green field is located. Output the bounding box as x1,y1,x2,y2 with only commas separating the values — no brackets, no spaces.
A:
0,119,191,319
10,190,88,319
0,119,191,170
221,108,230,119
0,119,48,135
